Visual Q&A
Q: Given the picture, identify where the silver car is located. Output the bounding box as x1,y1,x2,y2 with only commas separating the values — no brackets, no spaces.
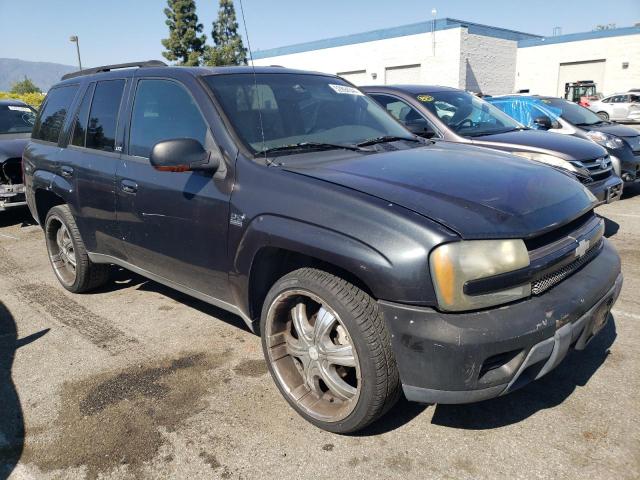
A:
588,93,640,122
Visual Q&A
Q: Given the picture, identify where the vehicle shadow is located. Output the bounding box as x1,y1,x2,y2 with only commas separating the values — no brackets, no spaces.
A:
622,182,640,200
136,280,252,333
353,397,428,436
0,301,49,478
0,209,36,229
431,316,617,430
601,216,620,238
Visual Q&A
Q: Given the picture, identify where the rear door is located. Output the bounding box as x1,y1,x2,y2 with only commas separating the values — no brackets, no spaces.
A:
63,78,128,257
115,76,232,301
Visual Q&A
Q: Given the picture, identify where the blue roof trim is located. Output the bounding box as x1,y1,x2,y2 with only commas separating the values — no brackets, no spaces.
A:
518,26,640,47
252,17,540,59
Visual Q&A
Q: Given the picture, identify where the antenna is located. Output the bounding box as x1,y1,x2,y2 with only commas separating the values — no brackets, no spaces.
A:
238,0,268,162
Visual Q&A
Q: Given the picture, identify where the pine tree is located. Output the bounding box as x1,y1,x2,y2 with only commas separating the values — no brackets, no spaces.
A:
10,77,41,95
161,0,207,66
203,0,248,66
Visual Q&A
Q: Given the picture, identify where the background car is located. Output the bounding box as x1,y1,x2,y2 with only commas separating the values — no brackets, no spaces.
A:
0,99,37,212
362,85,622,205
587,93,640,122
487,95,640,184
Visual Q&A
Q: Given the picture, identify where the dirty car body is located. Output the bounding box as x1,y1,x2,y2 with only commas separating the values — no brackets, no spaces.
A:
23,65,622,431
0,99,35,211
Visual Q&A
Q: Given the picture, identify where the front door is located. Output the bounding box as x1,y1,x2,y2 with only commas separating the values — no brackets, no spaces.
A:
115,78,233,302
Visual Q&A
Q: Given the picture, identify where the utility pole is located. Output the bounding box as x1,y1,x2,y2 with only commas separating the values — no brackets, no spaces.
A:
431,9,437,56
69,36,82,70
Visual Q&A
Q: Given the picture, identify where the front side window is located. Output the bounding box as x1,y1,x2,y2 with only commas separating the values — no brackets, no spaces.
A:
537,98,605,126
370,94,436,136
204,73,412,154
415,90,523,137
0,103,37,135
129,79,208,158
32,85,79,143
86,80,125,152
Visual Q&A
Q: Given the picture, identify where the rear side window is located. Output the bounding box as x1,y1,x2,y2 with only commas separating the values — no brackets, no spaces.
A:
86,79,125,152
32,85,78,143
129,79,207,158
71,83,95,147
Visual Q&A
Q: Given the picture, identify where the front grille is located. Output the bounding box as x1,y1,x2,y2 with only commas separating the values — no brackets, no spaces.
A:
573,156,612,182
531,240,602,295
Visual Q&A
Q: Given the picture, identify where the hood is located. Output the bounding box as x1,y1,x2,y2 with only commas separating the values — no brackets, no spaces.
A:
0,137,29,162
283,143,595,239
578,122,640,138
471,129,607,161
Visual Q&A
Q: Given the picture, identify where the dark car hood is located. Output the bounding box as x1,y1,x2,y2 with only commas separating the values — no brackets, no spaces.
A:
0,137,29,162
578,122,640,138
283,143,595,239
471,129,607,161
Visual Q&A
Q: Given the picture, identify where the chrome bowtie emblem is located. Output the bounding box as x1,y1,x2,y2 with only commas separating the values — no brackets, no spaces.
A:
575,239,590,258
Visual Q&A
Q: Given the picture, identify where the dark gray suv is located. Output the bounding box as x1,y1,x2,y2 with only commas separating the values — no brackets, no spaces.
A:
24,62,622,433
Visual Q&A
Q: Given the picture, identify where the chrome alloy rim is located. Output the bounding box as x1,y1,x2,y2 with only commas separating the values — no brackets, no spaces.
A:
48,220,77,286
265,289,361,422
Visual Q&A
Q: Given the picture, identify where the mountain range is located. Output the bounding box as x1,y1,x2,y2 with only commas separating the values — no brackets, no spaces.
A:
0,58,76,92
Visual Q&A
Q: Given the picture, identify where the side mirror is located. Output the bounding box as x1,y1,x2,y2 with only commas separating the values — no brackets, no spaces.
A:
406,123,435,139
533,115,553,130
149,138,219,173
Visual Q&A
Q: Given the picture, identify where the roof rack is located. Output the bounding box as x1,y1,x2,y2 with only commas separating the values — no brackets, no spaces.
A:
61,60,167,81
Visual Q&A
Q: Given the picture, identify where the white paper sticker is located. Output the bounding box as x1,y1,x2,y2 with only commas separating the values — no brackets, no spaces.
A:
329,84,364,96
7,106,32,112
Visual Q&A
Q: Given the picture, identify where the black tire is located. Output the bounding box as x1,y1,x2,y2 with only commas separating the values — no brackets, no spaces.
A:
260,267,401,433
44,205,110,293
597,111,609,121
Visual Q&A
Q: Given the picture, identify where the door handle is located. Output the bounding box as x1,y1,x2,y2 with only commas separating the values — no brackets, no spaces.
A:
121,179,138,194
60,166,74,178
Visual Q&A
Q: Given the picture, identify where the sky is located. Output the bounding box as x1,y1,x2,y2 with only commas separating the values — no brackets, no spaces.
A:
1,0,639,68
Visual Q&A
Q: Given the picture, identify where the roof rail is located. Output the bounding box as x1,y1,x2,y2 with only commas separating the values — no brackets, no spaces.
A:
61,60,167,81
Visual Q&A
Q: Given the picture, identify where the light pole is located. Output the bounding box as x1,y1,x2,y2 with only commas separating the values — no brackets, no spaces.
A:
69,36,82,70
431,9,437,56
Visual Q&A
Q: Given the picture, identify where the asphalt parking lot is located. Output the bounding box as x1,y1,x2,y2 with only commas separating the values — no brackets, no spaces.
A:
1,181,639,479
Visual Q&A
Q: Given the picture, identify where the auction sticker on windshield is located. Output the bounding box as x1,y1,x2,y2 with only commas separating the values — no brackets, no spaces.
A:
417,95,434,102
329,84,364,96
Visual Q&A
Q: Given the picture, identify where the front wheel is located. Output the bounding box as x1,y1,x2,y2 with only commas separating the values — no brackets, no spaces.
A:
260,268,400,433
597,111,609,121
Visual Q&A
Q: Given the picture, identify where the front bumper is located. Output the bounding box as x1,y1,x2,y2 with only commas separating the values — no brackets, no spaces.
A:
588,175,623,205
0,184,27,212
380,239,622,404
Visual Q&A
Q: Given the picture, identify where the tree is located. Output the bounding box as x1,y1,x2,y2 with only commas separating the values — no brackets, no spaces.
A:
161,0,207,66
10,77,41,95
203,0,248,66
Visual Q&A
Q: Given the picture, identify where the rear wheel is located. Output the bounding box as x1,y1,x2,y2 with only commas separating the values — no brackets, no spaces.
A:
597,111,609,121
261,268,400,433
44,205,110,293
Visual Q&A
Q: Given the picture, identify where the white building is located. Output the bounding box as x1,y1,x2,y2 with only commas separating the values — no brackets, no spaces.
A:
252,18,640,97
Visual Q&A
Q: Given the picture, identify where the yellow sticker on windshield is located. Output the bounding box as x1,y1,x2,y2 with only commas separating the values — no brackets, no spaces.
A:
417,95,434,102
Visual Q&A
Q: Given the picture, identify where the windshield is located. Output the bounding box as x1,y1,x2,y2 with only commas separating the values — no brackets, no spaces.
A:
0,104,37,134
204,73,412,155
538,98,605,126
415,90,523,137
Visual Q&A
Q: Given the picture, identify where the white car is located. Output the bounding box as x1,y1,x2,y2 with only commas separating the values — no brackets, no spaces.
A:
588,93,640,122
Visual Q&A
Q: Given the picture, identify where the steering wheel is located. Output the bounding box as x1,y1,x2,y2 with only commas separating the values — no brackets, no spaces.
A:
452,118,475,130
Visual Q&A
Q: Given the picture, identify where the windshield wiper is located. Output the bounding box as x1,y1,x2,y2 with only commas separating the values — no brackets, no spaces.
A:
576,121,607,126
356,135,420,147
257,142,366,156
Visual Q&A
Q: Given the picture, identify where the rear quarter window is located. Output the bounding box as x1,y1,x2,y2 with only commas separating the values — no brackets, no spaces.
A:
32,85,79,143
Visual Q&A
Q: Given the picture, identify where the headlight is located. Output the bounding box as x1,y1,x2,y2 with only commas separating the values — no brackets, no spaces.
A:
510,151,579,172
585,131,625,149
429,239,531,311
